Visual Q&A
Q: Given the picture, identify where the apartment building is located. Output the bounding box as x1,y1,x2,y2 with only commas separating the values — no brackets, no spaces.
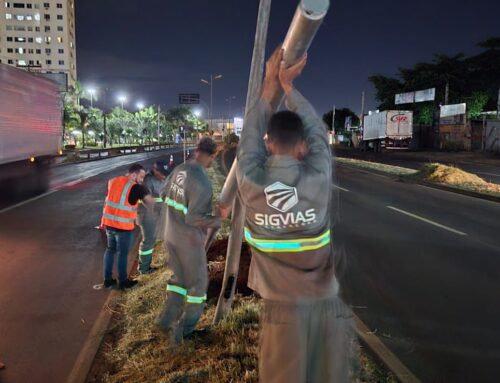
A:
0,0,77,88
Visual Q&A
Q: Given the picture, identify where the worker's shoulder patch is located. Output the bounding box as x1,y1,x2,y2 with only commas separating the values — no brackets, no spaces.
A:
175,170,187,187
264,182,298,213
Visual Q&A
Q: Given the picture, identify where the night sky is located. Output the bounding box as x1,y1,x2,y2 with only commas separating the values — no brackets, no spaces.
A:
76,0,500,118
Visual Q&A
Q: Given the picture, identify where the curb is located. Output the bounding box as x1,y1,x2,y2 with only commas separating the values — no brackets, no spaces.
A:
66,236,142,383
337,162,500,204
354,314,421,383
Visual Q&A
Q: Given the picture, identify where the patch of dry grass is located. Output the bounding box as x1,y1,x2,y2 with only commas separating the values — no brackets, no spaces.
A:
336,157,418,176
413,163,500,197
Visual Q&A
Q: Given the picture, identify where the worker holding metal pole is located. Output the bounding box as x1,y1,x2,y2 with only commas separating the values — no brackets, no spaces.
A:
236,49,354,382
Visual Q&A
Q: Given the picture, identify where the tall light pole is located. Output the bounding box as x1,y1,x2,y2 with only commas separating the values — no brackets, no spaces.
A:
180,126,186,163
118,94,127,110
201,74,223,131
87,87,96,108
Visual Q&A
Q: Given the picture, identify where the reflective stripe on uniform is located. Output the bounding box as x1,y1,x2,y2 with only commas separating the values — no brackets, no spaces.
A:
102,213,135,223
186,294,207,304
105,199,137,211
139,248,154,256
166,284,187,296
120,181,134,206
154,197,163,203
244,228,331,253
164,197,188,215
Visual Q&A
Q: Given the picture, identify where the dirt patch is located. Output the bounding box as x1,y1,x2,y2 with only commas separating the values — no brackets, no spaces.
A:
207,238,253,299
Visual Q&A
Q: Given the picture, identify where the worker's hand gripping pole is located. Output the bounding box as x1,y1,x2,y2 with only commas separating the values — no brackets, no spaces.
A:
212,0,330,324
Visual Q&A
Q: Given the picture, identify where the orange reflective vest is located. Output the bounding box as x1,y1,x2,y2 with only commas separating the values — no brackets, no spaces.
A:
101,176,138,230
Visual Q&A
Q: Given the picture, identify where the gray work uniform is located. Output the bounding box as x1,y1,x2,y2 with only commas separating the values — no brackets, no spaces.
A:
137,172,167,273
237,90,354,383
156,160,221,337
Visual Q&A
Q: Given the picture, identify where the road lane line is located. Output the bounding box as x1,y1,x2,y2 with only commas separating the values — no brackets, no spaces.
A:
332,184,349,192
387,206,467,236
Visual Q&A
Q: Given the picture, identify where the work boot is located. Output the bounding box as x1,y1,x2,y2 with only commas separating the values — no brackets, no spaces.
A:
118,279,138,290
103,278,117,288
138,267,158,275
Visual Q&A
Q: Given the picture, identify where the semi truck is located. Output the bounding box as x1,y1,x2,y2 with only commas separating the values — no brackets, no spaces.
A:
0,64,62,197
362,110,413,152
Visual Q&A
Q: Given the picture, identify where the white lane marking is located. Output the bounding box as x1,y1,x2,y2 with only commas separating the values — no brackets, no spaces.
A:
332,184,349,192
387,206,467,236
475,171,500,177
0,190,58,214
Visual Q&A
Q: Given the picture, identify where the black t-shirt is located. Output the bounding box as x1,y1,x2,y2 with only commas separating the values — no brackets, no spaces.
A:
128,184,150,205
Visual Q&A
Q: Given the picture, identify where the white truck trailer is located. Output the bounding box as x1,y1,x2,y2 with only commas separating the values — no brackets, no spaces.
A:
0,64,62,196
362,110,413,152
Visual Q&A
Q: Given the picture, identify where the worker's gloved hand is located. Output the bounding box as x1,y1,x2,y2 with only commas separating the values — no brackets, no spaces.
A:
262,46,284,104
279,53,307,95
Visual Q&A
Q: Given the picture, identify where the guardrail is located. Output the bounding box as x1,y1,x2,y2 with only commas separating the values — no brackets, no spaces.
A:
60,143,197,163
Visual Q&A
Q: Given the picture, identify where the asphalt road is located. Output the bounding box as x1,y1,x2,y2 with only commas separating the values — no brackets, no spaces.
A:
335,165,500,382
334,149,500,184
0,148,185,383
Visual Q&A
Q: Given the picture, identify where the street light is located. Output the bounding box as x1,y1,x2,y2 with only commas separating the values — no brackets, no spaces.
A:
117,94,127,109
201,74,223,131
136,102,145,110
87,87,96,108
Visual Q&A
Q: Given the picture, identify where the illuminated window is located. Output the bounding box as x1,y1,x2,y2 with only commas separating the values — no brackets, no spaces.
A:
18,47,24,54
57,37,63,43
15,37,25,42
70,42,73,48
18,59,26,65
45,36,51,43
35,36,42,44
26,15,32,20
5,13,12,19
5,2,11,8
16,14,24,20
34,13,40,21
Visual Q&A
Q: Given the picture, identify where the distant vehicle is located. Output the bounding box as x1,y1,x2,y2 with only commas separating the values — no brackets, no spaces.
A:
362,110,413,152
0,64,62,195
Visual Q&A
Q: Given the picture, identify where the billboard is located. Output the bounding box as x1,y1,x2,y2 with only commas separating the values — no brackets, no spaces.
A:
395,92,414,105
440,103,466,118
179,93,200,104
415,88,435,102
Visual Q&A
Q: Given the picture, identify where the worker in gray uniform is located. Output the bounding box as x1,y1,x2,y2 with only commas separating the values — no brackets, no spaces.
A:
137,159,172,274
235,49,354,382
156,137,225,342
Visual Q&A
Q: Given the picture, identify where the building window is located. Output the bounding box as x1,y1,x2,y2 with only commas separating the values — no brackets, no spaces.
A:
26,15,32,20
58,48,64,54
36,49,41,54
57,37,63,43
57,26,63,31
8,60,14,64
29,60,34,65
34,3,39,8
34,13,40,20
45,48,51,54
44,14,50,21
6,25,13,30
26,3,31,8
58,60,64,65
46,60,52,65
5,13,12,19
43,2,49,8
57,3,62,8
27,26,33,31
28,48,34,53
17,47,24,54
44,26,50,32
16,14,24,20
57,14,63,20
7,48,13,53
27,37,33,42
6,37,13,42
15,37,25,42
17,59,26,65
5,2,11,8
35,26,40,31
69,42,73,48
35,37,42,43
13,3,25,8
14,25,26,31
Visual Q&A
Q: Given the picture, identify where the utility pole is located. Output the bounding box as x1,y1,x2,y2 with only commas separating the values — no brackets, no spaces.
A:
201,74,223,132
332,105,336,131
360,91,365,125
497,88,500,119
157,105,161,144
445,82,449,105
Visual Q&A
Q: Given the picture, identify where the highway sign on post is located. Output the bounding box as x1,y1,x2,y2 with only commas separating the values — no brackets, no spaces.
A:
179,93,200,104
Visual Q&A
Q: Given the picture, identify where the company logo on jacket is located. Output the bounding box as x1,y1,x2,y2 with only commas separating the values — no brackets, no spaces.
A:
171,170,187,198
254,181,316,228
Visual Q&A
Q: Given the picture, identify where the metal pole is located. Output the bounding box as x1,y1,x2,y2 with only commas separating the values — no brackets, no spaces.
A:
445,82,449,105
209,75,213,132
157,105,161,144
183,127,186,162
497,88,500,119
211,0,272,324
